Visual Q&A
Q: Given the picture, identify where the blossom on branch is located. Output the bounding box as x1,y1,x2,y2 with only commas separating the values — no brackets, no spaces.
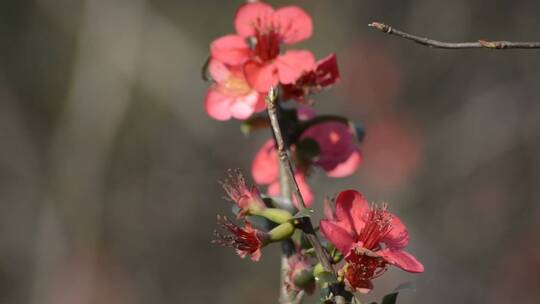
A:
251,138,314,207
213,215,267,261
210,1,316,92
282,54,341,103
299,121,362,177
320,190,423,293
221,169,266,218
205,60,265,120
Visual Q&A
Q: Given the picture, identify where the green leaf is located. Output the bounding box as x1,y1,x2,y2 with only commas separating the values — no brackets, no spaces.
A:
293,208,314,219
381,292,399,304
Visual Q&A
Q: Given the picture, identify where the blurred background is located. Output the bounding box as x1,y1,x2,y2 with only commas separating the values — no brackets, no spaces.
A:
1,0,540,303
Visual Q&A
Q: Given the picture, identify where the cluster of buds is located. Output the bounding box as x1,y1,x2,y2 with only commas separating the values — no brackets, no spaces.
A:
204,1,423,302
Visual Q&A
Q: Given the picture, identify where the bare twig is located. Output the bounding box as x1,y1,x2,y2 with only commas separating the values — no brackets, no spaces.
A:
266,88,334,271
266,88,348,303
369,22,540,49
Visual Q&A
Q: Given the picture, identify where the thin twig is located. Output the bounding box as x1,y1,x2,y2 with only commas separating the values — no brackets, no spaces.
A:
265,87,336,277
369,22,540,49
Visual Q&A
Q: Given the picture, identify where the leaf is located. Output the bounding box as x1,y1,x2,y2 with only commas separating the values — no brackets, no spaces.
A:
381,292,399,304
293,208,314,219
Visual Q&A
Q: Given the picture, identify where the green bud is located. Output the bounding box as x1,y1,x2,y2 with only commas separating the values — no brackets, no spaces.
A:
268,222,295,242
252,208,293,224
313,262,325,278
293,269,315,288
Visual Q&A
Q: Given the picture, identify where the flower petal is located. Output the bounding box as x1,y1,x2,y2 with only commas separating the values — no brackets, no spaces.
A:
267,173,314,208
378,249,424,273
275,50,315,84
320,220,354,255
381,214,409,249
334,190,370,235
326,148,363,178
315,53,340,87
252,139,279,184
210,35,251,66
253,94,266,113
234,2,274,37
297,106,316,121
229,93,258,120
273,6,313,44
301,122,357,174
250,248,262,262
208,59,231,84
244,60,279,92
204,87,233,121
294,173,314,208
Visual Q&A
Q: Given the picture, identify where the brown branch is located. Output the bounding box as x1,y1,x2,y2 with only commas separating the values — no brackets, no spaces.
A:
369,22,540,49
266,87,350,303
265,88,336,276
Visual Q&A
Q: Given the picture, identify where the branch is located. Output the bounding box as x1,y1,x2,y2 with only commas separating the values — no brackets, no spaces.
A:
266,88,350,303
369,22,540,49
265,88,336,276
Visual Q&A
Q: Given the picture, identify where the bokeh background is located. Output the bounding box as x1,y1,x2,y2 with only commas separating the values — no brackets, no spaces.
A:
1,0,540,303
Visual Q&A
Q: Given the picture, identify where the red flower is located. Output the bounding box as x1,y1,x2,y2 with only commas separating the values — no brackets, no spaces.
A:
268,171,314,208
299,121,362,178
210,2,315,92
282,54,341,103
205,60,265,120
251,138,314,208
213,215,267,261
221,169,266,218
320,190,423,293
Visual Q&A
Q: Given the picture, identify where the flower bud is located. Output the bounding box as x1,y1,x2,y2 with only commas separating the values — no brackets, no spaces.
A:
284,254,315,294
252,208,293,224
267,222,295,243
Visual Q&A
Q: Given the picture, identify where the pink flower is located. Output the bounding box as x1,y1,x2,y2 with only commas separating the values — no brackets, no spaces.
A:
221,169,266,218
205,60,265,120
210,2,316,92
299,122,362,178
213,215,267,261
282,54,341,103
320,190,424,293
251,139,314,208
251,138,279,185
268,172,314,208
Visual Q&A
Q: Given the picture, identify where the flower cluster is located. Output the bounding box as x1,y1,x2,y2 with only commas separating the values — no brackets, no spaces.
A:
205,1,423,302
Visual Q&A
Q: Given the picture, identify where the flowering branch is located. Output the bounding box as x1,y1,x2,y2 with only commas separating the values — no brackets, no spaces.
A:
266,88,349,303
206,2,424,303
369,22,540,49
